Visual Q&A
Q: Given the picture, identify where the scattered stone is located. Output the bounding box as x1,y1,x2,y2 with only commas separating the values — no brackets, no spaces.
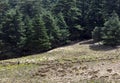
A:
93,70,100,74
40,73,47,77
112,73,119,77
60,73,66,77
80,72,84,75
72,67,78,71
57,68,65,73
76,73,79,76
88,70,99,76
112,73,120,79
82,66,88,70
68,70,73,73
99,75,109,79
90,75,98,79
107,69,112,73
38,68,49,73
51,67,57,70
102,63,104,65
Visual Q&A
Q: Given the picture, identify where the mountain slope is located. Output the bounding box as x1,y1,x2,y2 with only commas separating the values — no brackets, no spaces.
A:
0,40,120,83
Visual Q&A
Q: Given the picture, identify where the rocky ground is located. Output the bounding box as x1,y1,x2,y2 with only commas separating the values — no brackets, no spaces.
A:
0,40,120,83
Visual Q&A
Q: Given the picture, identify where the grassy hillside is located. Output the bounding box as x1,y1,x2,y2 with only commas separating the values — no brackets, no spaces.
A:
0,40,120,83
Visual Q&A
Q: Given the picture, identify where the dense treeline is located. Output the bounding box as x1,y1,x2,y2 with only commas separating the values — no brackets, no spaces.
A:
0,0,120,59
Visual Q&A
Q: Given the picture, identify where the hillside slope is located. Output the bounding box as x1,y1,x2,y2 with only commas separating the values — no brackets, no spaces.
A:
0,40,120,83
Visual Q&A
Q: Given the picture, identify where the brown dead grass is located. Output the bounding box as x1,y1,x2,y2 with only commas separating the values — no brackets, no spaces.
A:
0,39,120,83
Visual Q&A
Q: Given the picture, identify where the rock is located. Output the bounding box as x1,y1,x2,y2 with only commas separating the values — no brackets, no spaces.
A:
80,72,84,75
88,70,99,76
38,68,49,73
112,73,119,76
76,73,79,76
90,75,98,79
111,73,120,79
57,68,65,73
82,66,88,70
72,67,78,71
107,69,112,73
93,70,100,74
99,75,109,79
40,73,47,77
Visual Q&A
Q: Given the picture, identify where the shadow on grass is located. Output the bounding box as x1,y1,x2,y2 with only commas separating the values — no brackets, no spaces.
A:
89,44,116,51
0,50,48,60
0,40,81,60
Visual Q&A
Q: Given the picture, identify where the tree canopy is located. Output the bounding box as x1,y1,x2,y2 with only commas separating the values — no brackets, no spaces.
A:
0,0,120,59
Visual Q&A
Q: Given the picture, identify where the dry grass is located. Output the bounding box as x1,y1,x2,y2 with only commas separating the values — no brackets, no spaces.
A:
0,40,120,83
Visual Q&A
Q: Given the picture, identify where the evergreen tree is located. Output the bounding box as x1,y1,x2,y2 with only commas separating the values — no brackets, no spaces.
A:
22,15,34,54
2,0,120,59
77,0,89,27
55,13,70,45
87,0,104,28
53,0,82,40
102,12,120,46
103,0,118,17
0,10,26,58
42,12,61,47
92,26,102,42
32,15,51,52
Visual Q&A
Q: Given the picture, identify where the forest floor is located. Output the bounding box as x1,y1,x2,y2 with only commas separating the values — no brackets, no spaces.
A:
0,40,120,83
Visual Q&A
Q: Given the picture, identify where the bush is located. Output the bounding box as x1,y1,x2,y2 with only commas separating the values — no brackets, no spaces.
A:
92,11,120,46
101,12,120,46
92,26,102,42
